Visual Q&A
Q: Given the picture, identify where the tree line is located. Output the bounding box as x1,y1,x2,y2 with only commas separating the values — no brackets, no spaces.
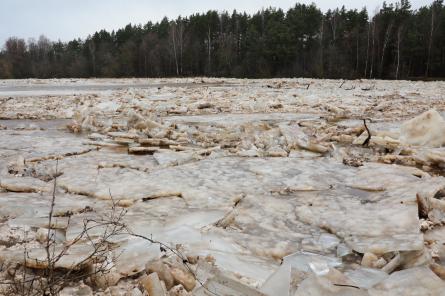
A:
1,0,444,80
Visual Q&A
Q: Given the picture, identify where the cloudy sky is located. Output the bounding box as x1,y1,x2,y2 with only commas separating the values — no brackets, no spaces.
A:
0,0,432,44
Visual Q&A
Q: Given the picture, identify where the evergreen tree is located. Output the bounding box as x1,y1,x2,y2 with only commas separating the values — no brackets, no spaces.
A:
0,1,444,79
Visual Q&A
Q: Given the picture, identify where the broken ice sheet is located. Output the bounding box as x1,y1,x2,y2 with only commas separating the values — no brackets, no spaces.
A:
294,268,368,296
283,251,342,275
113,239,161,277
260,263,292,296
200,232,245,253
279,123,328,153
0,243,98,270
345,268,388,289
195,272,267,296
0,192,94,222
318,233,341,250
296,163,445,254
0,176,50,193
0,129,94,161
153,150,195,166
336,243,353,257
200,250,277,284
261,251,341,294
296,197,424,254
368,267,445,296
8,216,69,230
2,79,445,294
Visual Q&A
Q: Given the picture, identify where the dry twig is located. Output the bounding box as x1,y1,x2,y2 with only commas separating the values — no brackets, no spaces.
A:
362,119,372,147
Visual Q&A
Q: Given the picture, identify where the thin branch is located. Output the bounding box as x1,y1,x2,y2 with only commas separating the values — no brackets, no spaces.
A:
362,119,371,147
333,283,361,289
126,229,220,296
45,159,58,295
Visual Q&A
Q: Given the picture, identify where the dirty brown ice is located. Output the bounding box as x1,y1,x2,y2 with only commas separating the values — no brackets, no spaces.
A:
1,78,445,295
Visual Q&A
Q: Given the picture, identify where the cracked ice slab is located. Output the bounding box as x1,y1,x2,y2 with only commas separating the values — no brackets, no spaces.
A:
296,163,445,254
55,155,445,255
0,129,94,164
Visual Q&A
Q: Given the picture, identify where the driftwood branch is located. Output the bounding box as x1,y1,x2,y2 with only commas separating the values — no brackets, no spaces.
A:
333,283,361,289
362,119,372,147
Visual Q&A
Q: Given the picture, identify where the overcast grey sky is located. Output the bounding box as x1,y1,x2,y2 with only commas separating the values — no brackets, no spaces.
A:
0,0,432,44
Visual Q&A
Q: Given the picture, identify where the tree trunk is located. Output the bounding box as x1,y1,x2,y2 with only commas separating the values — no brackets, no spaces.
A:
207,27,212,74
179,23,183,75
331,14,337,42
370,20,376,79
356,27,360,76
89,42,96,76
426,6,435,77
396,26,402,80
379,22,393,78
365,22,371,77
171,24,179,76
144,53,148,77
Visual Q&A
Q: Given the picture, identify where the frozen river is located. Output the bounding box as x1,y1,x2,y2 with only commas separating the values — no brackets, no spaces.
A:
1,77,445,295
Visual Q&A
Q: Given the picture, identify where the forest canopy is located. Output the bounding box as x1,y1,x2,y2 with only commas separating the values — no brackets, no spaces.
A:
0,0,444,79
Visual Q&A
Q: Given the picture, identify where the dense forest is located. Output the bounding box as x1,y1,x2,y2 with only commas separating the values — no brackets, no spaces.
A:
0,0,444,79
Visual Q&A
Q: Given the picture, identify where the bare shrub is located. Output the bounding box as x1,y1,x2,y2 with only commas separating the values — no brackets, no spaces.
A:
0,161,217,296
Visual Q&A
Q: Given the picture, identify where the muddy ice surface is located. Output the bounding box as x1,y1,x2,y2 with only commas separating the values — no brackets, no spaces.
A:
1,78,445,295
